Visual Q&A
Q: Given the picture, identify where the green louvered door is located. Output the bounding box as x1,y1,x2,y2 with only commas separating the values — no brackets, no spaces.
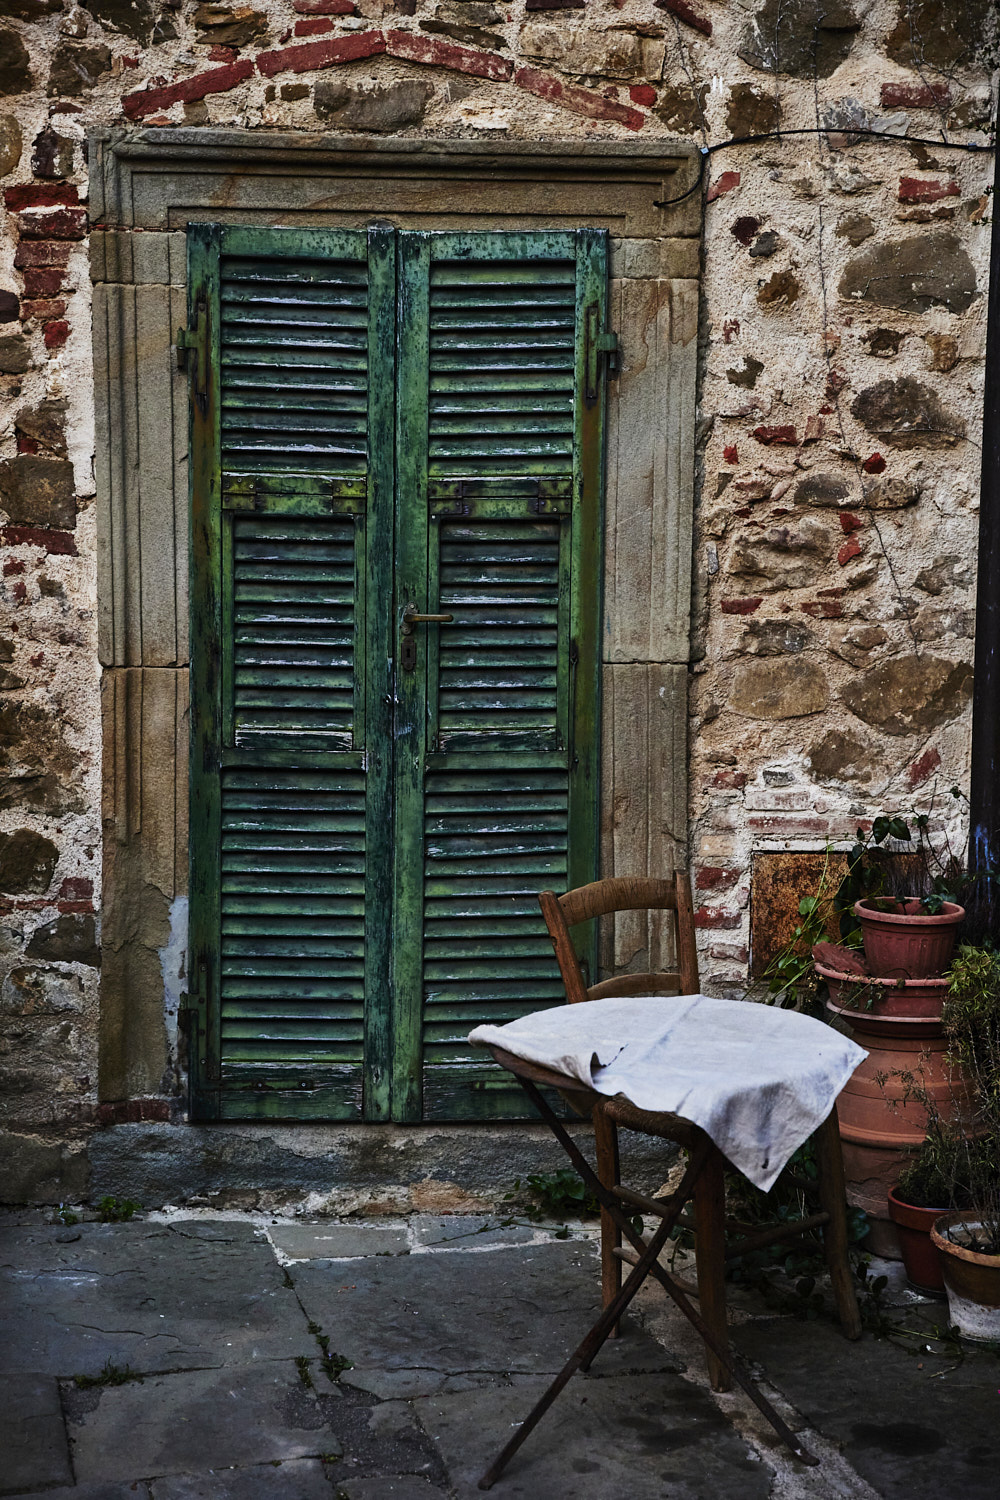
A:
187,225,608,1122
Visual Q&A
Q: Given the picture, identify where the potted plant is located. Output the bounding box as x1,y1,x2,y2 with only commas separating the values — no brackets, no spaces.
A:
853,895,964,981
927,946,1000,1340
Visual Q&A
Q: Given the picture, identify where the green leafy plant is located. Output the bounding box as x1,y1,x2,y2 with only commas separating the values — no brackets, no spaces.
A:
54,1204,79,1226
96,1195,141,1223
764,798,970,1009
505,1168,600,1222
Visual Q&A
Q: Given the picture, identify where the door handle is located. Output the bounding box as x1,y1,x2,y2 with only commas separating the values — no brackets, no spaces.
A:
400,604,454,671
402,606,454,628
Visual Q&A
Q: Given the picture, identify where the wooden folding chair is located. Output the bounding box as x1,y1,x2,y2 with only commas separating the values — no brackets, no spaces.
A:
477,873,862,1489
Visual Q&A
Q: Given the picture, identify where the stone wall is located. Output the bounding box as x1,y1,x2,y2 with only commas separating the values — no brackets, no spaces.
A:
0,0,996,1200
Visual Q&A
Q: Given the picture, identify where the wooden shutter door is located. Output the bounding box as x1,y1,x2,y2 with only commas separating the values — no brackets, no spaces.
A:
392,231,607,1121
188,224,395,1121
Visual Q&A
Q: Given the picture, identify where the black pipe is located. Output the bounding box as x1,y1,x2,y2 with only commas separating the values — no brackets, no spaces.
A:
968,93,1000,934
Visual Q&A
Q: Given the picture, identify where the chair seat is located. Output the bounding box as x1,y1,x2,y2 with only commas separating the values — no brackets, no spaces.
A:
596,1095,701,1147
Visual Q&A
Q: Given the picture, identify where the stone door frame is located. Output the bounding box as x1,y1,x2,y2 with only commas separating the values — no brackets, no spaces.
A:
89,128,701,1105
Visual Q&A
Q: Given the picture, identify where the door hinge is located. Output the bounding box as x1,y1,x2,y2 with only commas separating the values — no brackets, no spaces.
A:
584,304,619,403
177,299,209,412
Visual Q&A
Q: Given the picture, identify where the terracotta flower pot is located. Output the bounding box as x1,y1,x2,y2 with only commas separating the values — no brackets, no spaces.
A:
815,963,948,1019
854,898,964,980
829,1002,973,1259
931,1214,1000,1341
887,1186,948,1295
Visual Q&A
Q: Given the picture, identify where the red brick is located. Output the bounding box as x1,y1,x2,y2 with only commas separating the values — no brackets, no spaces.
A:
293,0,356,10
654,0,712,35
898,176,959,204
58,876,94,900
723,443,738,464
731,214,760,246
16,208,87,241
881,81,950,110
17,436,38,455
711,769,747,790
696,865,737,890
514,65,644,129
388,30,513,80
629,83,656,106
800,599,843,619
2,525,77,554
43,320,70,350
838,511,862,534
746,815,828,836
294,17,333,34
96,1098,171,1126
720,596,763,615
753,425,797,445
20,298,66,321
862,452,886,474
208,45,237,61
3,558,24,576
694,907,741,930
706,170,739,203
256,29,385,77
4,183,79,211
22,267,65,297
122,58,255,119
908,747,941,790
837,536,861,566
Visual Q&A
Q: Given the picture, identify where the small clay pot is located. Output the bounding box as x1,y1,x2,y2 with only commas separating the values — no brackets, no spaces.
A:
931,1214,1000,1341
887,1186,947,1295
815,962,948,1019
854,898,964,980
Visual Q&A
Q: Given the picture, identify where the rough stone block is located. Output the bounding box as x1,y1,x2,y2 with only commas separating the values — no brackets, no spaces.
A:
0,111,22,174
47,41,112,97
26,914,101,967
841,655,972,736
1,966,87,1015
839,233,976,314
0,26,32,94
730,658,829,719
0,1132,89,1203
0,457,76,528
0,334,30,374
314,80,435,131
0,829,58,895
851,376,965,449
270,1222,410,1258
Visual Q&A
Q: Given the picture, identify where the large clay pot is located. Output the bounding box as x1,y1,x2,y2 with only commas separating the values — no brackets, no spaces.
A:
931,1214,1000,1340
828,1001,970,1259
887,1186,948,1295
854,898,964,980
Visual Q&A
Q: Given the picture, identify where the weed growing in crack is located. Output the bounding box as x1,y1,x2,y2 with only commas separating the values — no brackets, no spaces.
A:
309,1323,353,1381
96,1196,141,1223
295,1356,314,1389
73,1359,142,1389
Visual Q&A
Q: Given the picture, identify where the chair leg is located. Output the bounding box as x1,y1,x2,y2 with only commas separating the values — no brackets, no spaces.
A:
815,1106,863,1340
592,1107,622,1337
693,1143,729,1391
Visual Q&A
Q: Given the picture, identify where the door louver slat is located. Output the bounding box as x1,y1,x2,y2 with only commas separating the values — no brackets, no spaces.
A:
220,254,369,476
220,768,366,1063
428,258,576,478
231,515,356,748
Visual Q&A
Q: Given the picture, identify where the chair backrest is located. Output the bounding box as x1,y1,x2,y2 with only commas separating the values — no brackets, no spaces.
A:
538,873,699,1005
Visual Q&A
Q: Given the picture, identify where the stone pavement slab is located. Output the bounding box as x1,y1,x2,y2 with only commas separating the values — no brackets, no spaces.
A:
269,1222,410,1259
409,1216,538,1250
337,1479,450,1499
4,1488,148,1500
734,1312,1000,1500
66,1363,343,1484
149,1458,336,1498
296,1241,683,1399
414,1370,774,1499
0,1221,309,1378
0,1373,73,1493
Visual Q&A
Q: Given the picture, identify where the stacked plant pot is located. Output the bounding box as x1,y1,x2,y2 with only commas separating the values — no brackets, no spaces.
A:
814,898,965,1261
